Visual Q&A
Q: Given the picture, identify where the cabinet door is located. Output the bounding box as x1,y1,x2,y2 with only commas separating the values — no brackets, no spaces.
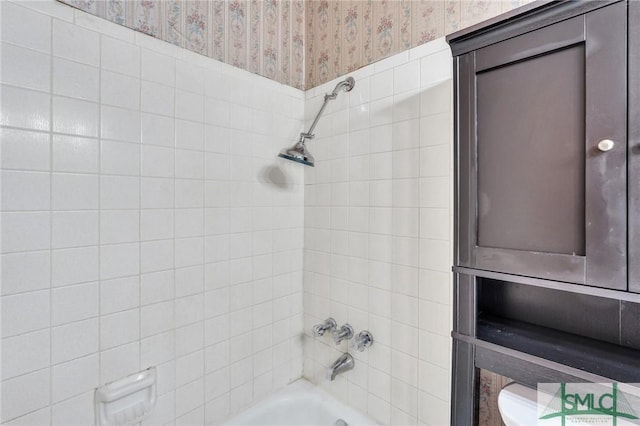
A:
456,2,627,290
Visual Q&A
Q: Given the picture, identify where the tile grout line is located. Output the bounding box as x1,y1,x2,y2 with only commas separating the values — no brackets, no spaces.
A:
96,22,103,395
201,62,207,421
138,40,144,395
171,53,177,424
48,11,55,424
415,56,422,423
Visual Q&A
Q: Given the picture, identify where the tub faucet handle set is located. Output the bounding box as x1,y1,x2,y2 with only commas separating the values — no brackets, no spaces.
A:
312,318,375,382
312,318,374,350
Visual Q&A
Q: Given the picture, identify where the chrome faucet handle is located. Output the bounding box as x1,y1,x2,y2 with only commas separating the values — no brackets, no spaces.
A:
312,317,337,337
352,330,374,352
332,323,354,345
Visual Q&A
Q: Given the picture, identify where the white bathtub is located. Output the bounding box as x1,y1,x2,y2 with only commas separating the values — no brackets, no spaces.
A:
222,379,377,426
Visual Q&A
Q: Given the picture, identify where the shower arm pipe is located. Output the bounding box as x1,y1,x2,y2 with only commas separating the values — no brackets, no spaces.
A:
299,96,331,140
300,77,355,141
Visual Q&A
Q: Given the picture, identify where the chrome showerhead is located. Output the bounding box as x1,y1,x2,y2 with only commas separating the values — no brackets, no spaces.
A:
278,138,315,167
278,76,355,167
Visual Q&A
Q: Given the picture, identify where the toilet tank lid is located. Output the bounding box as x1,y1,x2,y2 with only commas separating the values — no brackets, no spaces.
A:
500,383,538,403
498,382,539,421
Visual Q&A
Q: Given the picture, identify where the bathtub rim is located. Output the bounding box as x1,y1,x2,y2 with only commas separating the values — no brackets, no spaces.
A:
221,378,379,426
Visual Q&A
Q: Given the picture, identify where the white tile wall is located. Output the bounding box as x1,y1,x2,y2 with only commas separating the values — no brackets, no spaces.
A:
0,1,305,424
302,38,454,426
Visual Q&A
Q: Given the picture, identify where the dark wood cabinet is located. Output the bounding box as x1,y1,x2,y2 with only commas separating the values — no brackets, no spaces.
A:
448,2,640,424
455,1,627,290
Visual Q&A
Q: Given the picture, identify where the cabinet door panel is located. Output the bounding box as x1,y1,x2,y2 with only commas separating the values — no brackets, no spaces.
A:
476,44,586,256
457,2,627,290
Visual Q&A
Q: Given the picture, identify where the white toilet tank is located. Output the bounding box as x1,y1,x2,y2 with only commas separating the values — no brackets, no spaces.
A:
497,382,538,426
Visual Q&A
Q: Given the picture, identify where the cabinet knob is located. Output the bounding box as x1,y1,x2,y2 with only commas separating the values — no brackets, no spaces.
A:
597,139,615,152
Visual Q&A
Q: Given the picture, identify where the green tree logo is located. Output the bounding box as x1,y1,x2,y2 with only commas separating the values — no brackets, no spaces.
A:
539,383,639,426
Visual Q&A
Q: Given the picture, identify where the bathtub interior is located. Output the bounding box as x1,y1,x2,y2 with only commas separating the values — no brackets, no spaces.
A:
222,379,377,426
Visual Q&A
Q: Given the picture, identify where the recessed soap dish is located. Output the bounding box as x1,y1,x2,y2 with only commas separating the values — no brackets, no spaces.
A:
94,367,156,426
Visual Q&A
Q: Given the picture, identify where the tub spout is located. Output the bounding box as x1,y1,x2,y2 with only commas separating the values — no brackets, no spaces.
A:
326,353,354,381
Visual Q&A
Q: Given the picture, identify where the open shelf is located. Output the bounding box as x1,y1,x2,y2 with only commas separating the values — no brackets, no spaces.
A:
477,314,640,383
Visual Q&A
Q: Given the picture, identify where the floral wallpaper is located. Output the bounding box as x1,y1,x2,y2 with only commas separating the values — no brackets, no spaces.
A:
59,0,534,90
305,0,535,88
60,0,307,89
479,369,512,426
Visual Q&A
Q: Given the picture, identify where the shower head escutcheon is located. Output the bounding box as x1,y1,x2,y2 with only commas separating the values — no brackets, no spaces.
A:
278,76,355,167
325,76,355,100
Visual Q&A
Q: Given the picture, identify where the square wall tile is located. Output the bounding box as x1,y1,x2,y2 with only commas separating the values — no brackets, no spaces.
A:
101,342,140,384
1,251,50,296
2,329,50,380
1,212,50,254
371,69,394,101
1,369,50,423
100,140,140,176
51,318,98,364
102,36,140,77
51,354,99,403
141,81,175,117
101,106,141,143
52,57,99,102
1,85,50,131
100,309,140,350
1,171,50,211
175,90,204,122
52,246,99,287
175,120,204,151
52,135,99,173
52,96,99,137
176,61,205,94
1,289,50,337
421,50,452,87
1,42,51,92
100,175,139,210
0,128,50,171
52,282,98,326
100,276,140,315
142,49,175,86
141,239,174,273
51,391,93,426
100,210,140,245
1,2,51,53
140,113,174,147
52,18,99,66
100,243,140,280
394,61,420,94
101,71,141,110
52,173,99,210
141,271,174,306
